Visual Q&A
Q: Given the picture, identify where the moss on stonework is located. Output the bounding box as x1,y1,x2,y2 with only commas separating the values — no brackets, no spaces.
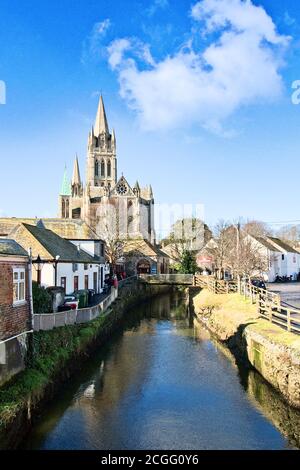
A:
248,320,300,350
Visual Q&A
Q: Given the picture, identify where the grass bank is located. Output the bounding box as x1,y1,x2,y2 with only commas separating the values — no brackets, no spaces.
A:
193,289,258,341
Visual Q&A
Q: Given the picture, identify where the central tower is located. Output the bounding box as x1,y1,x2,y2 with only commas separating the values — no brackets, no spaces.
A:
86,95,117,191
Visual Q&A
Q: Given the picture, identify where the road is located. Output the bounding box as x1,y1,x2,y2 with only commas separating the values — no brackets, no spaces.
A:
268,282,300,309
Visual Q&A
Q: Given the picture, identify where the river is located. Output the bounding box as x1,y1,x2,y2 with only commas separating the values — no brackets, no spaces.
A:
22,291,300,450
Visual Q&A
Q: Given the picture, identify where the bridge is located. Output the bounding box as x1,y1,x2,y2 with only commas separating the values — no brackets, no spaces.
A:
138,274,194,285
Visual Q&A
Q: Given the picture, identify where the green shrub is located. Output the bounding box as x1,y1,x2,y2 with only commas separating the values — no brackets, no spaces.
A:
32,282,52,313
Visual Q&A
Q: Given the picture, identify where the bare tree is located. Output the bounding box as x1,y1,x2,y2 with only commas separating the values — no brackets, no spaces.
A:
96,203,124,274
243,220,271,238
205,220,233,279
207,221,269,282
162,218,212,262
227,233,269,280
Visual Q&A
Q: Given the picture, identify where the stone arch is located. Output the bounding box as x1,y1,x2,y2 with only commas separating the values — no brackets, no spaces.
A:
136,258,151,274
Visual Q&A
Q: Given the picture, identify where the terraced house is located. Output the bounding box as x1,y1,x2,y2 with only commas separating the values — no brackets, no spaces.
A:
9,222,106,294
0,239,31,386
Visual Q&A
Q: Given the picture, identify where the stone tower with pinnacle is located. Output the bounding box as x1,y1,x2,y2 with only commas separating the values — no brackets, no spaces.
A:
58,95,155,244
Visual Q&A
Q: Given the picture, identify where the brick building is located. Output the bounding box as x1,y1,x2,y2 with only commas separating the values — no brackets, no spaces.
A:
0,239,31,386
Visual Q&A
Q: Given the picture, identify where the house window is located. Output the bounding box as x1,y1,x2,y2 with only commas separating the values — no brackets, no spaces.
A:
100,243,104,257
84,263,88,270
61,277,66,292
293,255,296,263
13,268,26,304
282,254,285,261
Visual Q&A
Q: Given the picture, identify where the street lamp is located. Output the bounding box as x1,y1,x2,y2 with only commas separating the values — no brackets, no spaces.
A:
34,255,43,286
54,255,60,286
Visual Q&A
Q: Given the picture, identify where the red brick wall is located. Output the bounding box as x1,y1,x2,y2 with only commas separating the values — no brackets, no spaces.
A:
0,260,30,341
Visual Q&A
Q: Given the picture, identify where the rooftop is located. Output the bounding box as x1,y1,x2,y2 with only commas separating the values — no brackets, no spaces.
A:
0,239,28,257
0,218,99,240
12,224,100,264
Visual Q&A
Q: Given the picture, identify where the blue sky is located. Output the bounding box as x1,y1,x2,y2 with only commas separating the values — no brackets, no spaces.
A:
1,0,300,236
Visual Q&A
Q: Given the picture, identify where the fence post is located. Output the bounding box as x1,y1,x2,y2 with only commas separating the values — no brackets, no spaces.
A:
287,309,291,332
268,300,272,323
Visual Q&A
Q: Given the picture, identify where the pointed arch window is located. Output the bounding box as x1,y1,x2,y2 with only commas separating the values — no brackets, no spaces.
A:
101,159,105,177
66,199,69,218
95,160,99,177
107,159,111,178
62,199,65,218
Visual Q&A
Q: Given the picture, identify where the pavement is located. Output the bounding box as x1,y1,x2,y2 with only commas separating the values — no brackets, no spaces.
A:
267,282,300,310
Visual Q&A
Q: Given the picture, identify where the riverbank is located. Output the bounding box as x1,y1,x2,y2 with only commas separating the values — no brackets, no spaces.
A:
193,289,300,410
0,281,170,449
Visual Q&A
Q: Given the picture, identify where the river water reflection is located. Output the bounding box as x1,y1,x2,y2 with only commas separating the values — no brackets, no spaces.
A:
22,292,300,450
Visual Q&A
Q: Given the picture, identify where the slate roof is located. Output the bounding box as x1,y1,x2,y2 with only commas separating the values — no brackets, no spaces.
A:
253,236,281,252
18,224,99,263
267,237,299,254
0,218,99,240
0,239,28,257
123,239,169,258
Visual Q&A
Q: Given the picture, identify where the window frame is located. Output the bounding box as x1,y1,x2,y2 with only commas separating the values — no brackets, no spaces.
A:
13,267,26,306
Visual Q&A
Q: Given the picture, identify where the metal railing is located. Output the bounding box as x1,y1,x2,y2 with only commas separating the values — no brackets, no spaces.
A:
194,274,300,334
139,274,194,284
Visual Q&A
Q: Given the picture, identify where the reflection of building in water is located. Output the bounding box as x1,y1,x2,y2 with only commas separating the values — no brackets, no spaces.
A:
72,293,188,430
72,323,156,427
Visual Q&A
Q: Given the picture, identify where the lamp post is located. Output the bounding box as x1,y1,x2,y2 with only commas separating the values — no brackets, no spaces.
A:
36,255,42,286
54,255,60,286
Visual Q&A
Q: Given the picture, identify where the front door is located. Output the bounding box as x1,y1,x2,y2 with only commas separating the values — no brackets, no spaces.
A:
93,272,98,293
74,276,79,292
84,275,89,290
100,267,103,290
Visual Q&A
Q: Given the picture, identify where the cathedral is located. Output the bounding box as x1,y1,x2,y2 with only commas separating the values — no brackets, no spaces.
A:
59,96,156,244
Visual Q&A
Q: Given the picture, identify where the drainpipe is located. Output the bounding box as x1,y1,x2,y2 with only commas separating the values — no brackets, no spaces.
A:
28,248,34,361
28,248,34,330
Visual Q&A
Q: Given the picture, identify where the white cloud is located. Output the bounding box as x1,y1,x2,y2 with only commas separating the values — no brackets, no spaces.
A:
82,19,111,62
284,12,296,27
147,0,169,17
107,0,290,135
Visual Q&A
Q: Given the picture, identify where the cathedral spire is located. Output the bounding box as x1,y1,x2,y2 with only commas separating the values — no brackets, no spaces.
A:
94,95,109,136
60,166,71,196
72,154,81,186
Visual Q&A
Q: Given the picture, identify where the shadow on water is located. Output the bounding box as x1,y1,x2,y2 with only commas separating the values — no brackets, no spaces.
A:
21,291,189,450
193,322,300,449
21,290,300,450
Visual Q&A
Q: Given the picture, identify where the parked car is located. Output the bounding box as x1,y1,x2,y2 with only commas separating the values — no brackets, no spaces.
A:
63,295,79,310
250,278,267,290
71,289,89,308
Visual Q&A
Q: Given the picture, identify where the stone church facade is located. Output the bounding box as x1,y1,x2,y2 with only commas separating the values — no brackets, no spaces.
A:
59,96,156,244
